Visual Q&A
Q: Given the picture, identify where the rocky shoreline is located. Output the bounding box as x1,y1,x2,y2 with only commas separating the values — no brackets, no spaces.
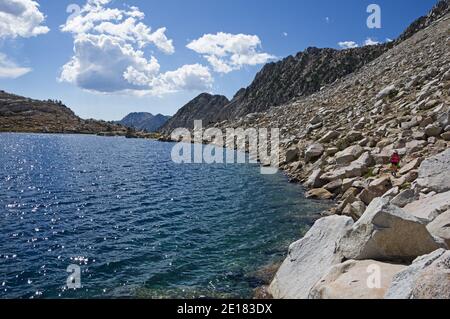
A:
160,5,450,299
268,148,450,299
0,90,167,139
260,10,450,299
1,0,448,300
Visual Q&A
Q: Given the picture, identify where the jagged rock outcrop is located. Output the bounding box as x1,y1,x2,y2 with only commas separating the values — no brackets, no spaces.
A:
160,93,229,134
161,1,449,130
0,90,125,134
395,0,449,43
214,45,390,121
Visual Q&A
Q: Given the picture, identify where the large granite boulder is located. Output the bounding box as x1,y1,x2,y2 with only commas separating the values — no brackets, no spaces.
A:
319,131,340,144
403,191,450,223
285,147,299,163
416,149,450,193
304,169,324,188
426,210,450,247
269,216,354,299
368,175,392,197
385,249,450,299
335,145,364,165
309,260,406,299
305,143,324,162
306,188,334,200
321,152,371,182
339,198,441,262
399,158,422,175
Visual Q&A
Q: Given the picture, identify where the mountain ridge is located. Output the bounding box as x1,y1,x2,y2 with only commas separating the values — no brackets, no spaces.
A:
118,112,171,132
0,90,127,135
160,93,230,134
160,0,449,132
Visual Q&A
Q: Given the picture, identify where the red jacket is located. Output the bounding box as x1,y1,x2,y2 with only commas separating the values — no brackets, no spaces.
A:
391,153,401,165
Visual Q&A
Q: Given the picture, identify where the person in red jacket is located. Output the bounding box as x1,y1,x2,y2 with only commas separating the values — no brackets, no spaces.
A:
390,151,401,177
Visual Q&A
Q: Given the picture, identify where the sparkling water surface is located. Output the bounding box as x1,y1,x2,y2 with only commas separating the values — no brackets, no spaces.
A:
0,133,328,299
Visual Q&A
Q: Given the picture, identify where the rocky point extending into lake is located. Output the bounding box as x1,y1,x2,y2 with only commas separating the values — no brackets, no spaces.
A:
0,90,162,139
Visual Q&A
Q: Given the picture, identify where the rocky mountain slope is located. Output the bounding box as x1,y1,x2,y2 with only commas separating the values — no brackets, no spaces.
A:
215,45,390,121
216,4,448,299
118,112,171,132
160,93,229,134
161,0,449,131
0,90,126,135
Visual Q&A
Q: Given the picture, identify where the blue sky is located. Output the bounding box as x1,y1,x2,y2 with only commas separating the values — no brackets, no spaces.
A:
0,0,439,121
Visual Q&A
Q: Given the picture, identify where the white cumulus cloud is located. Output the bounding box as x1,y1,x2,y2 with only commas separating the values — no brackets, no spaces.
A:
60,33,162,92
338,41,359,49
0,53,31,78
364,37,380,46
0,0,48,79
0,0,49,39
60,0,212,95
151,64,214,96
187,32,275,74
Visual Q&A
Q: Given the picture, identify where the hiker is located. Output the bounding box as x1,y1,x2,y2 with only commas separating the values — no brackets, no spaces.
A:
390,151,401,177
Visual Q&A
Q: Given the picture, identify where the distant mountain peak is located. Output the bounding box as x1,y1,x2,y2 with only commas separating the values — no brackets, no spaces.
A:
159,93,229,134
118,112,171,133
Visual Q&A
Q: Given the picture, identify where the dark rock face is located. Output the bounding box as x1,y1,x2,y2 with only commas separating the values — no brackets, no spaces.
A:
119,112,171,132
159,93,229,134
160,46,390,133
0,90,124,134
215,0,449,122
214,45,390,121
396,0,449,43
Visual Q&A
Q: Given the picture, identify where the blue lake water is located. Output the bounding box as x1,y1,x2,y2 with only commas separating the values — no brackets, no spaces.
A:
0,133,329,299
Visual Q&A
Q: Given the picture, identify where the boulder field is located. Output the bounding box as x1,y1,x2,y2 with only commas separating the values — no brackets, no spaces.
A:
263,8,450,300
160,2,450,299
268,148,450,299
